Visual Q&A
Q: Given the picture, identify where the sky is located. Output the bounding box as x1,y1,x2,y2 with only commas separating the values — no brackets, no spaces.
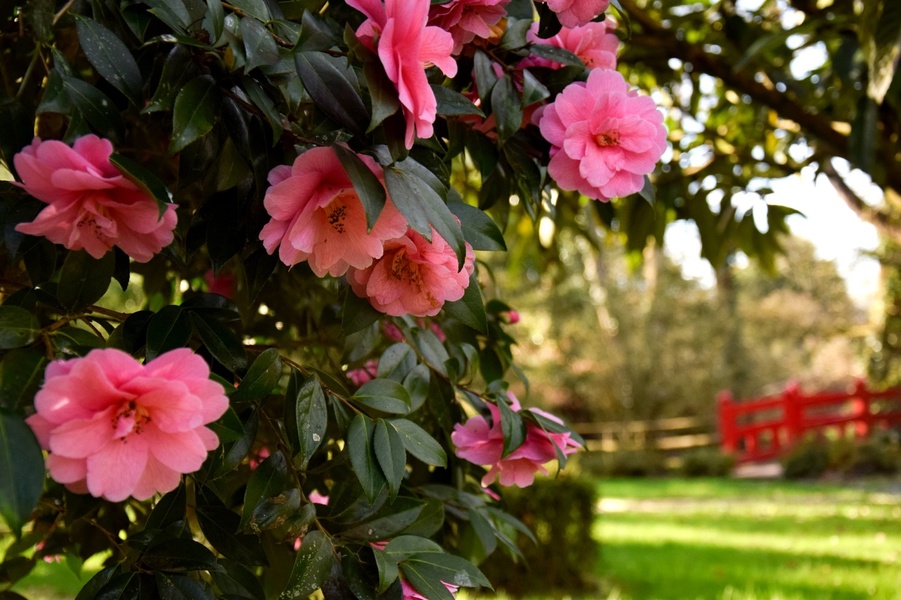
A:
665,164,882,307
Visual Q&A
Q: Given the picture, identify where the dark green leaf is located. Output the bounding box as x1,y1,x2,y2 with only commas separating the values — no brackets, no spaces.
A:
400,552,490,595
0,348,46,411
432,85,484,117
333,145,386,230
295,51,367,134
383,158,466,269
339,497,425,542
231,348,282,403
497,396,526,457
490,75,522,144
529,43,584,67
0,307,39,350
443,271,487,334
284,372,327,469
0,414,44,536
156,573,214,600
352,379,411,414
373,419,406,499
145,306,191,361
347,414,386,502
409,328,449,376
144,46,197,113
146,485,187,530
240,17,280,72
210,559,266,600
402,364,430,412
241,450,289,531
365,60,402,132
448,201,506,251
383,535,443,558
57,250,115,313
169,76,220,154
376,343,416,382
140,539,223,573
521,69,550,106
372,548,398,594
342,287,383,334
207,406,245,444
62,77,123,136
189,312,247,373
389,419,446,467
204,0,225,44
278,530,334,600
473,50,499,104
242,76,283,142
75,17,143,103
195,502,268,567
109,153,172,218
75,567,120,600
249,488,301,532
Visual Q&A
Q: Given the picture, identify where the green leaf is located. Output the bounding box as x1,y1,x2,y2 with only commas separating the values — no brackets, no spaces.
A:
432,85,484,116
144,46,197,113
195,490,268,567
241,449,289,531
169,76,220,154
242,76,283,142
333,145,386,230
383,158,467,269
400,553,490,594
248,488,301,532
284,371,327,469
497,396,526,457
409,328,449,376
490,75,522,144
210,559,266,600
529,43,585,67
472,50,499,103
0,414,44,536
57,250,115,313
372,548,399,594
62,76,123,136
389,419,446,467
521,69,550,106
231,348,282,404
352,379,411,414
402,364,430,412
0,307,39,350
347,414,386,503
443,271,487,333
146,485,187,530
374,419,406,499
240,17,280,72
0,348,46,411
204,0,225,44
448,201,506,252
139,539,223,573
384,535,443,558
295,51,367,134
109,153,172,218
279,530,334,600
342,287,383,334
364,60,402,132
376,343,416,382
339,497,425,541
189,312,247,373
145,306,191,361
74,17,143,103
156,573,214,600
637,173,656,206
207,406,245,444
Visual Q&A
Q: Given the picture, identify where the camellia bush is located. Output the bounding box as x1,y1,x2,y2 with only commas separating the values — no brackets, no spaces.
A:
0,0,665,598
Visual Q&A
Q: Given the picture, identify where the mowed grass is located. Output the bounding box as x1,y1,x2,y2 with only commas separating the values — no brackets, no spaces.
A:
597,477,901,600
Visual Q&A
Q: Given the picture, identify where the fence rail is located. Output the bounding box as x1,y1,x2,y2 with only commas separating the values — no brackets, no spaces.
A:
573,416,715,454
718,380,901,464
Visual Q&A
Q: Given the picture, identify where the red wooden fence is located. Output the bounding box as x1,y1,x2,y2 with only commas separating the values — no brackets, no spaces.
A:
718,380,901,463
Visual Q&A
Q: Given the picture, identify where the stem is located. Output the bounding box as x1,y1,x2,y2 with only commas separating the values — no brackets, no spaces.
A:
52,0,76,26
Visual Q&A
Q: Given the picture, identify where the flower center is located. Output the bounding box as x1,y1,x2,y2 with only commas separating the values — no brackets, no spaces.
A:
595,131,620,147
389,249,422,285
325,191,352,234
111,400,151,441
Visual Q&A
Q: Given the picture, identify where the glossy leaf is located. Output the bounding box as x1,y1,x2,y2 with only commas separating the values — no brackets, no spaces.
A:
57,250,115,313
497,395,526,457
109,153,172,218
169,76,220,154
0,414,44,536
352,379,411,414
444,271,487,334
0,307,39,350
389,419,446,467
448,201,506,251
0,348,46,411
333,144,387,230
432,85,484,116
373,419,406,499
240,17,280,72
240,450,289,531
145,306,191,361
189,312,247,373
295,51,367,134
231,348,282,403
347,414,386,503
284,372,327,469
75,17,143,103
278,530,334,599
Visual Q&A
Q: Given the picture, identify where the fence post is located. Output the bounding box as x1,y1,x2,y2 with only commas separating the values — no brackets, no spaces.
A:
717,390,737,454
784,380,802,447
852,378,870,439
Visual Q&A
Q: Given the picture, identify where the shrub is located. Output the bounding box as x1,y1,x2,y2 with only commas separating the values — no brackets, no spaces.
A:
782,438,831,479
680,448,736,477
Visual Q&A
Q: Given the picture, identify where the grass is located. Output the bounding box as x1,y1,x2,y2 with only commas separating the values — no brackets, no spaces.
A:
597,477,901,600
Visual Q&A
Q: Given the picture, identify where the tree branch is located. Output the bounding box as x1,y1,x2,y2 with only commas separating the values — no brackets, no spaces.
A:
820,158,901,245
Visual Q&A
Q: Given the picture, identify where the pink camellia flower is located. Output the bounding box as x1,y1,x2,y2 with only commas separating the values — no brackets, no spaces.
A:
25,348,228,502
523,20,618,70
533,68,667,201
500,309,520,324
428,0,510,55
536,0,610,28
402,579,459,599
347,227,475,317
347,359,379,386
259,146,407,277
451,394,581,487
347,0,458,148
13,135,177,262
204,270,236,298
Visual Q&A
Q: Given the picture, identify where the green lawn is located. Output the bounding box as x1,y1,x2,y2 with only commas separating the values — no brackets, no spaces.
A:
597,478,901,600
